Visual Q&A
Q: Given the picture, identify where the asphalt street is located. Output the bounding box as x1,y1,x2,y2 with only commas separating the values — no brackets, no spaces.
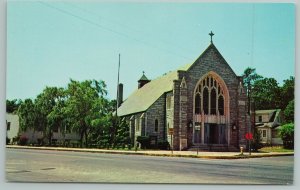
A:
5,148,294,184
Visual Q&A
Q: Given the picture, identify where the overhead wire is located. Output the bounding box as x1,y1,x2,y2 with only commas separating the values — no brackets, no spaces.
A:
63,2,200,56
38,1,192,60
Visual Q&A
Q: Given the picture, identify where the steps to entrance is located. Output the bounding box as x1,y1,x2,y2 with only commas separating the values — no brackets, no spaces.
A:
188,144,239,152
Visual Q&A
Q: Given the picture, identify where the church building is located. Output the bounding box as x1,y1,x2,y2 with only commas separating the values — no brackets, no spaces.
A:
117,32,250,151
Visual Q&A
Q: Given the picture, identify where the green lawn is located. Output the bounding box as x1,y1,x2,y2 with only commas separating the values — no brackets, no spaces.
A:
259,146,294,153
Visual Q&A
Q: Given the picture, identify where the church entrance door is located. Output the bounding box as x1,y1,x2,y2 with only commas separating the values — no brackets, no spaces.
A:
204,124,226,144
204,124,218,144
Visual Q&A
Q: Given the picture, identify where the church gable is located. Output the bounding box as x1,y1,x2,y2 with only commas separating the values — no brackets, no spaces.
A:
187,44,238,86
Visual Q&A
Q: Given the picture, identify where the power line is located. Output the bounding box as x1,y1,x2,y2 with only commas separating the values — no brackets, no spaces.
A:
38,1,191,60
63,2,200,56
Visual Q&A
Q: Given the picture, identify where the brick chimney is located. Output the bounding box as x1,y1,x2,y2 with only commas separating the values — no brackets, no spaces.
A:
117,83,123,107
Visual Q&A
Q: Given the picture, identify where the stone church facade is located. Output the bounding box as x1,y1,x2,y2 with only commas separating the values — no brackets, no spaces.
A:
117,39,250,151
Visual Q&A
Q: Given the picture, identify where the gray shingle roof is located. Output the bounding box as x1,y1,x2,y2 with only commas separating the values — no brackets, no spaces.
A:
117,64,191,116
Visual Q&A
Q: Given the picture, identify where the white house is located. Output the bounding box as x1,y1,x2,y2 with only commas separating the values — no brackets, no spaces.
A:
255,109,283,145
6,113,20,144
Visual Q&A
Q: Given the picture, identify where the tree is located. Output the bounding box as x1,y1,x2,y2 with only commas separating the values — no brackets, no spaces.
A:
6,99,22,113
281,76,294,110
114,119,130,148
252,77,281,110
284,100,294,123
18,99,37,133
35,87,65,145
87,97,112,147
280,123,294,149
46,87,67,145
242,67,262,113
65,79,108,147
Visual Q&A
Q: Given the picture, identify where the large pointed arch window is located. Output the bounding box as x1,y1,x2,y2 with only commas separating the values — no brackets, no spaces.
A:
194,74,226,116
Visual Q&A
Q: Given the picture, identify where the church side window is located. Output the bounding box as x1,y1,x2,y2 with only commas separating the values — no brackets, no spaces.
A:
155,119,159,132
136,117,140,131
166,96,171,109
195,93,201,114
203,88,209,114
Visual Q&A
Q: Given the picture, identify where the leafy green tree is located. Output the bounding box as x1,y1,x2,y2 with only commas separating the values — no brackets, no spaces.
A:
280,123,294,149
242,67,262,113
252,78,281,110
18,99,37,133
46,87,67,145
284,100,294,123
65,79,107,147
6,99,22,113
114,118,130,148
86,97,112,147
35,86,65,145
281,76,294,110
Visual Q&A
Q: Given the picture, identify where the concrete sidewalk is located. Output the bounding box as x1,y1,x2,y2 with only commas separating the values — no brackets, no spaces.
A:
6,145,294,159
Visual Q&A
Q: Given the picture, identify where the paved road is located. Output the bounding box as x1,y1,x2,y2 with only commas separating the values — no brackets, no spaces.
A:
6,148,293,184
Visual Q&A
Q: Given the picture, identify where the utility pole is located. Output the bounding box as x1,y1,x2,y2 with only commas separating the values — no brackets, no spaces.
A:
116,54,120,116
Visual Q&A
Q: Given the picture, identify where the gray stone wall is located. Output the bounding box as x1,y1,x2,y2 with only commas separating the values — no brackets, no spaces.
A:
175,44,249,149
145,94,166,142
123,112,145,145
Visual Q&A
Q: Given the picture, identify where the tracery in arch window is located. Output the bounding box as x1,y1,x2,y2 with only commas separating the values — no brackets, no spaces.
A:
195,93,201,114
203,88,209,114
218,95,224,115
194,75,225,115
210,88,217,115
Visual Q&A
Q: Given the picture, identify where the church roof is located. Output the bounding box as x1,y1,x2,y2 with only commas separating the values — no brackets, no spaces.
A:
117,42,232,117
117,64,191,116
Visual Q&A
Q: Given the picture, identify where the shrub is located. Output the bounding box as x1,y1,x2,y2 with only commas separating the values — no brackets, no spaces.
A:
18,135,28,146
136,136,150,149
251,129,263,151
157,140,170,150
280,123,294,149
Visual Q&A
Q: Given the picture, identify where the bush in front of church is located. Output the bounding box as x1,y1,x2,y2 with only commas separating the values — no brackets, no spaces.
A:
157,140,170,150
136,136,150,149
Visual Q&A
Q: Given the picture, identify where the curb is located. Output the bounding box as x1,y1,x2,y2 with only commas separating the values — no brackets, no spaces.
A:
6,145,294,160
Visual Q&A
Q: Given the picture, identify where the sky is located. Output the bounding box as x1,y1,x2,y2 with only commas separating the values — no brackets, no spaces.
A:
7,1,295,101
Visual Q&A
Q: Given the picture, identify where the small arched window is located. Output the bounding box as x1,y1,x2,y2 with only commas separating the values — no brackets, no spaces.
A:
195,94,201,114
155,119,158,132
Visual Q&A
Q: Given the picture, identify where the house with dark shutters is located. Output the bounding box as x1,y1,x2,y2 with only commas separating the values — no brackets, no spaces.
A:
117,34,251,151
